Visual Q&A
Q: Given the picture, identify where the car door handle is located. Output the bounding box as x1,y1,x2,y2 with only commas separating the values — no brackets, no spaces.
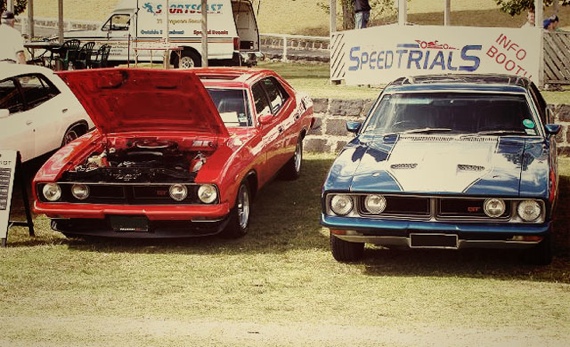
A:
62,108,69,113
26,120,33,125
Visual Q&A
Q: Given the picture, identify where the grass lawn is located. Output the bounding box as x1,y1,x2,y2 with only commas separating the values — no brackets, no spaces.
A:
1,154,569,346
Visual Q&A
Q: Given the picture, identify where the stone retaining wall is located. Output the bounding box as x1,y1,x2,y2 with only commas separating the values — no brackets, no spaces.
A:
304,98,570,155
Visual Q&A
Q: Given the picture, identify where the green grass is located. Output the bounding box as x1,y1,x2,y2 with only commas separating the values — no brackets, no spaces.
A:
1,155,570,346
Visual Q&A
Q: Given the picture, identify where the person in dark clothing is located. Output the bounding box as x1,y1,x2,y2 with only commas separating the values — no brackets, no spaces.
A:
354,0,371,29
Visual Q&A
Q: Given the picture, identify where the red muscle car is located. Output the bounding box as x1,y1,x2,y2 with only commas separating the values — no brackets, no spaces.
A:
32,67,314,239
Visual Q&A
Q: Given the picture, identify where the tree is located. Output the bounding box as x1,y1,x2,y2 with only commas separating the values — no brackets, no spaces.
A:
1,0,28,16
494,0,569,16
318,0,397,30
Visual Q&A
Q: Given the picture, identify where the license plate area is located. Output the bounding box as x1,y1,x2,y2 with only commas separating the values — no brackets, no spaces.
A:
410,233,458,249
109,216,149,232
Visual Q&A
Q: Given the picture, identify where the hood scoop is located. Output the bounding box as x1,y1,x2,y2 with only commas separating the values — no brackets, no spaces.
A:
457,164,486,172
390,163,418,170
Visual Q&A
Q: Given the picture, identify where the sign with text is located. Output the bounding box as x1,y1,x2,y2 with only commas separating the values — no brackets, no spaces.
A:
0,150,17,244
342,25,541,85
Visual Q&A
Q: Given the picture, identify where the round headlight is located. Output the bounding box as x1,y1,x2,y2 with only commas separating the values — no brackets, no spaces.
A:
169,184,188,202
517,200,541,222
483,198,506,218
330,194,354,216
71,184,90,200
364,194,387,214
42,183,62,202
197,184,217,204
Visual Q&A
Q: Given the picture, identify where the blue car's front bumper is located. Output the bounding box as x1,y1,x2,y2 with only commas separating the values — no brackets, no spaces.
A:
321,215,551,249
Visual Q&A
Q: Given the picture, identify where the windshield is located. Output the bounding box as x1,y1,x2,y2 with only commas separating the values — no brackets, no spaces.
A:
362,92,539,136
207,88,252,127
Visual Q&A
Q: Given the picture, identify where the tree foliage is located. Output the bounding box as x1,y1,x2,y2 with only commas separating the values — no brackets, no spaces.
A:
494,0,570,16
1,0,27,16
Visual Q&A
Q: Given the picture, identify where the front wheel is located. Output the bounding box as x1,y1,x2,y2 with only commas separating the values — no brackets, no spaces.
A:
523,234,553,265
221,181,251,238
330,234,364,262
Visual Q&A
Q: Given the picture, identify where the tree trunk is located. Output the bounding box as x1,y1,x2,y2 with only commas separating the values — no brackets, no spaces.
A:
342,0,355,30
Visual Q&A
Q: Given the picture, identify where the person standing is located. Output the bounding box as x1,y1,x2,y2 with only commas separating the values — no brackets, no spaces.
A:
521,7,535,27
354,0,371,29
0,11,26,64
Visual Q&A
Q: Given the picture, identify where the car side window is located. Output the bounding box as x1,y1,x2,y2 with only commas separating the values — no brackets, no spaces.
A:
261,77,289,114
252,83,271,116
528,82,549,124
17,74,60,109
0,79,25,113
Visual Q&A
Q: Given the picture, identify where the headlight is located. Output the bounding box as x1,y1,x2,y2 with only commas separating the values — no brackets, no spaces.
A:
71,184,90,200
364,194,387,214
42,183,62,202
330,194,354,216
517,200,542,222
483,198,506,218
197,184,217,204
169,184,188,201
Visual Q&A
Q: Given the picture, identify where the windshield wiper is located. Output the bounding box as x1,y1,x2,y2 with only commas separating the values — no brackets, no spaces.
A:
402,128,453,134
476,130,527,136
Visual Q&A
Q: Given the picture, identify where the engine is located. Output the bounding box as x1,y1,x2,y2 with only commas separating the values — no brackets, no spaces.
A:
63,139,207,183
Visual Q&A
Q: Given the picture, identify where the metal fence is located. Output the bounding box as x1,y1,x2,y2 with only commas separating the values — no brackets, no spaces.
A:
19,17,570,87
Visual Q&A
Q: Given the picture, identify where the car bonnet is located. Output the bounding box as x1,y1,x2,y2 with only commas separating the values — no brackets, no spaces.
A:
57,68,229,137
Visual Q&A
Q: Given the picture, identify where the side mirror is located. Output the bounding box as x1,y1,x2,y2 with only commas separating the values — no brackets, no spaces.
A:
0,109,9,119
545,124,561,135
346,121,362,134
258,113,274,126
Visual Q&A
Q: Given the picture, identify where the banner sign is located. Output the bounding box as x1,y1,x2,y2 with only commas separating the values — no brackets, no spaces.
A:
0,150,18,245
342,25,542,85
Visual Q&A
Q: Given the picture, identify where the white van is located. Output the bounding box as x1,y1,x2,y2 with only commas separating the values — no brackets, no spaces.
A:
65,0,261,68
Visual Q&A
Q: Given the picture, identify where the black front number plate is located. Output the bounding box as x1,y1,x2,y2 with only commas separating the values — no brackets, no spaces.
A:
109,216,149,232
410,233,458,249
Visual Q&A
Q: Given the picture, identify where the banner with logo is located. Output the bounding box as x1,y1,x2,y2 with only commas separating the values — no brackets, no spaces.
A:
342,25,542,85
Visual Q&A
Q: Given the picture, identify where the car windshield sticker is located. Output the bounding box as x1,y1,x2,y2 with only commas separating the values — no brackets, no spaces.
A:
523,119,535,128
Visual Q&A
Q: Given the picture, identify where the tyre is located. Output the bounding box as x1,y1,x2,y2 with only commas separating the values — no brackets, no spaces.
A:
174,50,201,69
330,234,364,262
523,234,553,265
221,181,251,238
280,139,303,180
61,125,84,146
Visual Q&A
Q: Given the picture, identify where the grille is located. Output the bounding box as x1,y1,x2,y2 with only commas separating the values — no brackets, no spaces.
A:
358,195,511,221
46,183,210,205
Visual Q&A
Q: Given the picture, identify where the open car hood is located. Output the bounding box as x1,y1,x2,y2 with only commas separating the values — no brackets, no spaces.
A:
57,68,229,137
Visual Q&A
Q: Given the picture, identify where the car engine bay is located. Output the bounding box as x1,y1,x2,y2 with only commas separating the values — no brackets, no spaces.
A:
62,138,211,183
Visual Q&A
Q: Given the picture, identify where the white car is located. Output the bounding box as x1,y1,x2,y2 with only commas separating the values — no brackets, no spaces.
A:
0,62,93,162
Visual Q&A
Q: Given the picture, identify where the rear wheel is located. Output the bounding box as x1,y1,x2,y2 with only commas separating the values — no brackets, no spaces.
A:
61,125,85,146
221,181,251,238
330,233,364,262
174,50,201,69
523,234,553,265
280,139,303,180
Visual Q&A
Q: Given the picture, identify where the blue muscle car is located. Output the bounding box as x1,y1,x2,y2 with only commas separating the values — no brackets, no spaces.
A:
321,74,561,265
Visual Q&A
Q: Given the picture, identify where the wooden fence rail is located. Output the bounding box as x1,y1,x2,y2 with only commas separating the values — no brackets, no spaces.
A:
544,31,570,85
